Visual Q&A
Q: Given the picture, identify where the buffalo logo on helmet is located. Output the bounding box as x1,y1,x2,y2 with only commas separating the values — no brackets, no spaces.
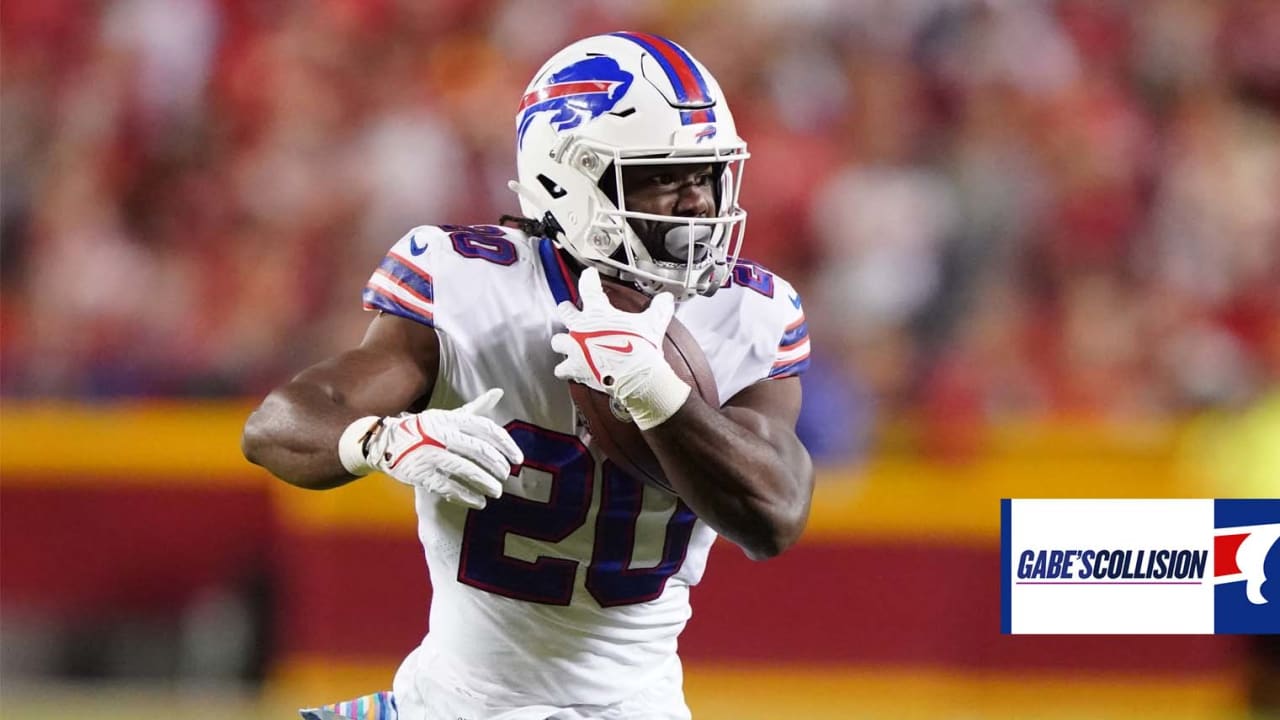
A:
516,56,634,148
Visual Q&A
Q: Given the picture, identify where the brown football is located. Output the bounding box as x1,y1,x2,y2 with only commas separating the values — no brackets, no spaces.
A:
568,280,718,494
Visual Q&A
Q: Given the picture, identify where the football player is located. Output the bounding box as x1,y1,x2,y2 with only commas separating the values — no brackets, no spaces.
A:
244,31,815,720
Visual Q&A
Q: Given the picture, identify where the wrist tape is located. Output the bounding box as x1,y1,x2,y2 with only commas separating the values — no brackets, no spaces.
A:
616,363,692,431
338,416,384,476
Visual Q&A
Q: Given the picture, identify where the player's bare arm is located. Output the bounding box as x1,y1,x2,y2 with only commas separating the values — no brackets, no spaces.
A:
643,377,813,561
241,313,439,489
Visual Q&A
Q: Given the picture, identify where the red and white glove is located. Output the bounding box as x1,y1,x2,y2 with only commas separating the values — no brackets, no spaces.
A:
337,388,523,509
550,268,691,430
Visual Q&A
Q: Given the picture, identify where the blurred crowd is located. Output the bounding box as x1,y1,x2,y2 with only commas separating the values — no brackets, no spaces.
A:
3,0,1278,435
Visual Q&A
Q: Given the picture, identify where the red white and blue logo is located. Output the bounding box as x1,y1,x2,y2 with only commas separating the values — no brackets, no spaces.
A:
517,56,634,149
1002,498,1279,634
1213,500,1280,634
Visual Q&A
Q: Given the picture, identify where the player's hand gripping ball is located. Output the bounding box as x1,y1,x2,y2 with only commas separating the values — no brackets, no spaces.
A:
551,268,718,493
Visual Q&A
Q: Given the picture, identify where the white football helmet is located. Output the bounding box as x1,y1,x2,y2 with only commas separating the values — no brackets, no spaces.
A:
510,32,749,299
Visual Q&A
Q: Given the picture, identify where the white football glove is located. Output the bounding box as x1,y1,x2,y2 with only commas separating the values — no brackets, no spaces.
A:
550,268,691,430
337,388,523,509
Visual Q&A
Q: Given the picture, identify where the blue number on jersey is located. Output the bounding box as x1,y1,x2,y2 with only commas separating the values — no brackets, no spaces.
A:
723,259,775,297
440,224,518,265
457,422,592,605
458,421,695,606
587,463,697,607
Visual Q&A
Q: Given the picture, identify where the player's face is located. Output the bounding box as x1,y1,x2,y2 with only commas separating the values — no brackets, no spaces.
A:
621,163,717,217
620,163,718,263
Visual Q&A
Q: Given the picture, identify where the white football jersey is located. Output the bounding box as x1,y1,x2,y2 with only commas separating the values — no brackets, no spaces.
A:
361,224,810,713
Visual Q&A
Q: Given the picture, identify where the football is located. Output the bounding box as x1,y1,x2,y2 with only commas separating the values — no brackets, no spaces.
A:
568,280,719,494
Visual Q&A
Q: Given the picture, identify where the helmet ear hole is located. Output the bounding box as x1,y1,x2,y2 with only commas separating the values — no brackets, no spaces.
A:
537,174,568,200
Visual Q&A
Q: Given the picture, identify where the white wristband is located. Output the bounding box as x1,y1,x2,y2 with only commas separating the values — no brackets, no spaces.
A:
616,363,692,431
338,416,384,476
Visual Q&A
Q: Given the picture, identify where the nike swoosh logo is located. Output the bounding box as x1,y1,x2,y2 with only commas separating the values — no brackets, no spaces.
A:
597,340,634,353
789,293,802,309
408,234,429,256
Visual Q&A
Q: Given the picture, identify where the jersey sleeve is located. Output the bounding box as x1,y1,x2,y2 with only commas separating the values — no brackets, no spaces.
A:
768,283,810,379
361,226,441,327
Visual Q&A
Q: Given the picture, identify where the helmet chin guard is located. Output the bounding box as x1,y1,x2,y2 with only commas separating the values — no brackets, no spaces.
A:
511,32,749,300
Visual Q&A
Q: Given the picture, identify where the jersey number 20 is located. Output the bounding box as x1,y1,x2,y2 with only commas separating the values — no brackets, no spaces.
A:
457,421,697,607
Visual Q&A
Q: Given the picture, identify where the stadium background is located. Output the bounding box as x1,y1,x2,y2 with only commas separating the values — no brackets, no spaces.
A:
1,1,1277,718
